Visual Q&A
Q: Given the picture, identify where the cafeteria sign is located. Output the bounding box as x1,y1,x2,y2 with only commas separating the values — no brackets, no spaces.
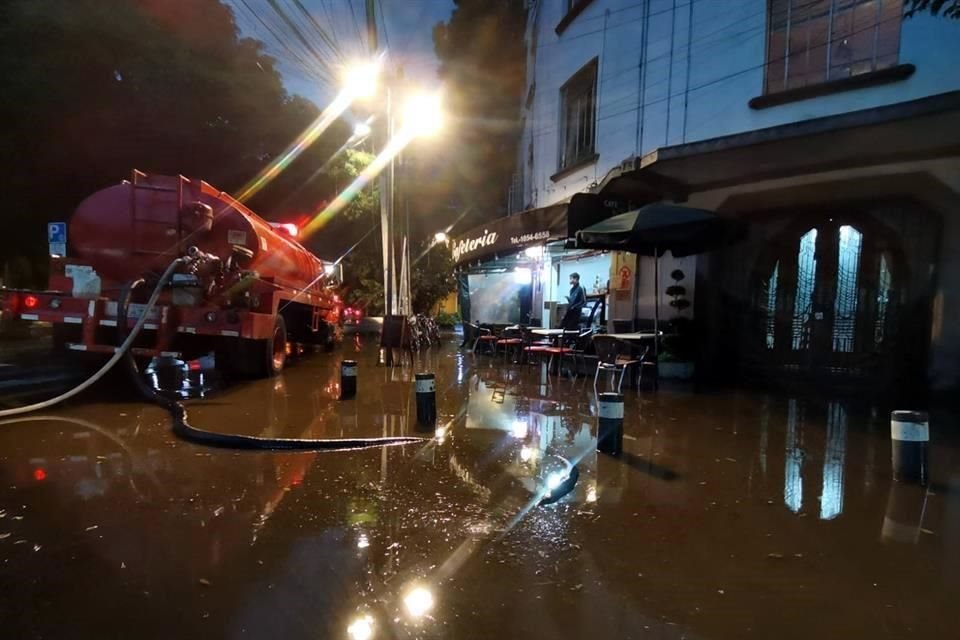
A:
451,203,568,265
452,229,499,263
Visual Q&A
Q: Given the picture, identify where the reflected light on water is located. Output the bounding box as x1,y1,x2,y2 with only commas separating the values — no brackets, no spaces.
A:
347,614,374,640
511,420,528,439
435,426,449,443
403,585,434,619
520,446,536,463
357,533,370,549
586,484,598,503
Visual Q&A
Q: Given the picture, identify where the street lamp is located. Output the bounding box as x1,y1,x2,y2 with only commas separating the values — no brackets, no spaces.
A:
344,59,382,100
434,231,448,244
353,121,372,139
401,92,444,138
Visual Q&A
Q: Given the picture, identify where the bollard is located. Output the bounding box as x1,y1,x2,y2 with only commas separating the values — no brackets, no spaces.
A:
891,410,929,485
415,372,437,429
597,392,624,456
340,360,358,400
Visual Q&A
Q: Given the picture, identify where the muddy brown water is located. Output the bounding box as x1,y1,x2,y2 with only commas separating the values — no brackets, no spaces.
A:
1,339,957,638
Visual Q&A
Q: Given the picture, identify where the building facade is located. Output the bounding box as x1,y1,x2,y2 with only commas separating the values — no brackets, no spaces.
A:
515,0,960,393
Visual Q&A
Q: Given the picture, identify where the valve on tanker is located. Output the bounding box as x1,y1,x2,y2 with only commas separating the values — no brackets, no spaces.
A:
179,201,214,235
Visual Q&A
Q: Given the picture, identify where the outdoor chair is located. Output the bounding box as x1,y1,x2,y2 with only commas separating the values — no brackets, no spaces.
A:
544,329,590,378
469,323,499,355
592,334,640,393
521,327,553,365
495,326,524,362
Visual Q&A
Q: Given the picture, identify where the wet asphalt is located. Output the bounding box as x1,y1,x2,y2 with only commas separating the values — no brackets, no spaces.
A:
1,336,958,639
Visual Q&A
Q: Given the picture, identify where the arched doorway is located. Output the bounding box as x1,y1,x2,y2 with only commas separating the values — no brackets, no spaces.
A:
748,213,905,389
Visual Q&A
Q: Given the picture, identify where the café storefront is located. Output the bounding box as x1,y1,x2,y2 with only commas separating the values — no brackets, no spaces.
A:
452,202,625,330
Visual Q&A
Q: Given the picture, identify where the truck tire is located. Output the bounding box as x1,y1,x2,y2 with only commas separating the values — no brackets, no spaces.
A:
263,314,288,376
226,315,288,379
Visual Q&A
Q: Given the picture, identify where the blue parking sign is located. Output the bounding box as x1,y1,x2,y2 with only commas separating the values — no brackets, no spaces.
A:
48,222,67,256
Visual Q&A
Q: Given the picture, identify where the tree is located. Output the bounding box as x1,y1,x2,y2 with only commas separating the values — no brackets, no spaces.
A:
433,0,527,231
904,0,960,18
0,0,347,286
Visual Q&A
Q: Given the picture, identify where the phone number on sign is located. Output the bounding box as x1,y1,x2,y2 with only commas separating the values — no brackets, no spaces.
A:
510,231,550,244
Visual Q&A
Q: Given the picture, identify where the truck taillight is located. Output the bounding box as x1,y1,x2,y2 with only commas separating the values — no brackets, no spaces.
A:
23,295,39,310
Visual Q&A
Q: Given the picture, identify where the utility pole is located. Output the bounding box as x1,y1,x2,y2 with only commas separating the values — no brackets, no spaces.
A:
366,0,393,319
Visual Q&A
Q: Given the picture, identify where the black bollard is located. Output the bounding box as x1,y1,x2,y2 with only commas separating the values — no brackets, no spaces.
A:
891,410,928,485
340,360,358,400
597,392,624,456
415,372,437,429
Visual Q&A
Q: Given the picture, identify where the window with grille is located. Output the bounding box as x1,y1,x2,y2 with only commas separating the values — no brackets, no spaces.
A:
765,0,903,94
558,59,597,172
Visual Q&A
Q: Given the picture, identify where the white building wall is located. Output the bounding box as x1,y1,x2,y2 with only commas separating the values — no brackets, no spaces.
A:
520,0,960,209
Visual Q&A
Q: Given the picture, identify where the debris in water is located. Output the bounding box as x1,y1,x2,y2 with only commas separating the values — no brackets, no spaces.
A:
85,525,99,532
199,578,211,587
921,528,934,535
0,533,10,540
767,553,785,559
121,562,126,569
725,457,737,463
570,584,583,591
33,544,41,552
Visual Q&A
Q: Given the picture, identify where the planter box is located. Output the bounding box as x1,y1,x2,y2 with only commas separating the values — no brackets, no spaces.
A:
659,361,695,380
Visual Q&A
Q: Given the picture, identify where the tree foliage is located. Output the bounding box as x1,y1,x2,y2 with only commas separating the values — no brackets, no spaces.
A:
0,0,347,285
433,0,527,230
904,0,960,18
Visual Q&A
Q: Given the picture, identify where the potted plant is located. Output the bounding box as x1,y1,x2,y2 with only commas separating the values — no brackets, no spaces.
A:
659,269,695,380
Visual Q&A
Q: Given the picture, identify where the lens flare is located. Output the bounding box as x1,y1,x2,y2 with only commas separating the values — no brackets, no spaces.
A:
234,90,354,204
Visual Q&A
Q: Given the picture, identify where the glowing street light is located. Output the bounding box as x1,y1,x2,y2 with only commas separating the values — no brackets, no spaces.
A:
344,59,382,100
434,231,449,244
324,263,336,276
401,92,444,138
353,121,372,138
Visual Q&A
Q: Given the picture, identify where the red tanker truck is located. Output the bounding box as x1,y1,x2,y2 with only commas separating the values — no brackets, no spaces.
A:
0,170,342,377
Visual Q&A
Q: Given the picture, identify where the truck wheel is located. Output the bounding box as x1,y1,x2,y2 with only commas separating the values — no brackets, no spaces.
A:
265,315,288,376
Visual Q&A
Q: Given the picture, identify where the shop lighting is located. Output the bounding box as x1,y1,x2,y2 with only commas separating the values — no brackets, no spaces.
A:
524,245,544,258
324,264,336,275
513,268,532,285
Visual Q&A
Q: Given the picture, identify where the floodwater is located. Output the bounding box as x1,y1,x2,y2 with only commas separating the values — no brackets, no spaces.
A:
1,337,958,638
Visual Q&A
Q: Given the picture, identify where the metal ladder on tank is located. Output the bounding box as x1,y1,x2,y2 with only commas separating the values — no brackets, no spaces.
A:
128,169,191,260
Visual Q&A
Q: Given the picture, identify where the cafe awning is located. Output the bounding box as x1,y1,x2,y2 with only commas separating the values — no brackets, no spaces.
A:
451,202,568,266
597,90,960,202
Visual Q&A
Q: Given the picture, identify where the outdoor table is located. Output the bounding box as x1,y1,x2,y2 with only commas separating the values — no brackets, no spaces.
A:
531,329,566,337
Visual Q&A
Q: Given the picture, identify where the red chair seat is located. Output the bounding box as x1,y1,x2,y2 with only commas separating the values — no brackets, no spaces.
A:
543,347,572,354
524,345,550,352
497,338,523,345
477,335,499,341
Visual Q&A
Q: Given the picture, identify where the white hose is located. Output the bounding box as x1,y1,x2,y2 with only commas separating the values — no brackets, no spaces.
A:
0,258,186,417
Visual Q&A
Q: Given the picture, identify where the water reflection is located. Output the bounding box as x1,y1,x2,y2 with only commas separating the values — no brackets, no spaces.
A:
784,399,804,513
820,402,848,520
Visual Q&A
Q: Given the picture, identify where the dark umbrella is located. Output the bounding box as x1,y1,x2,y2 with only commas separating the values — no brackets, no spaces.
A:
576,204,744,354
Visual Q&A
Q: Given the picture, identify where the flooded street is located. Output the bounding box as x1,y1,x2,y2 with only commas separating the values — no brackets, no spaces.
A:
1,338,959,638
